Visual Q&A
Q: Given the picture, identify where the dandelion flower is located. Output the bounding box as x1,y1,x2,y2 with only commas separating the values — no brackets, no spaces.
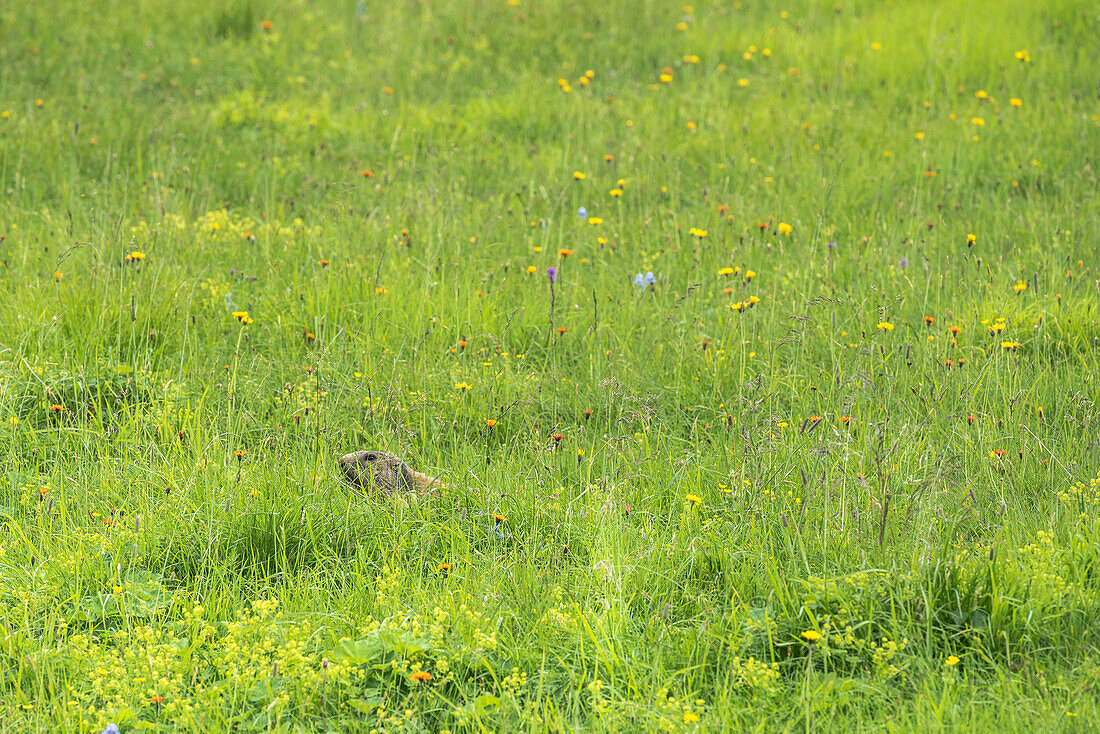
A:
573,171,587,181
455,381,472,391
718,267,735,276
686,493,702,506
126,251,146,262
945,655,960,666
802,630,822,642
877,322,894,331
777,222,792,235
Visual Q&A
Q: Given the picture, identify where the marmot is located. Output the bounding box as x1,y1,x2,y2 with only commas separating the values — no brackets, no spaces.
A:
338,450,444,496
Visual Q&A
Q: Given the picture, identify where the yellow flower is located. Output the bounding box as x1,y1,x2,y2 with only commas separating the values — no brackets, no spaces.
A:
609,188,623,197
588,217,603,225
659,73,673,84
966,233,976,245
1013,280,1027,293
1009,98,1022,107
945,655,960,666
689,227,707,238
684,712,700,723
485,419,498,428
717,267,735,276
685,493,702,506
126,250,146,261
572,171,587,180
527,265,536,274
777,222,792,235
1014,49,1030,62
737,78,749,87
745,270,756,280
454,381,472,391
970,117,985,126
802,630,822,642
877,322,894,331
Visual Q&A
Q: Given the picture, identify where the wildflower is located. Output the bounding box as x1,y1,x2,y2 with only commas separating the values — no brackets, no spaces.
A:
546,267,558,282
578,207,588,218
684,712,700,723
409,671,433,683
609,188,623,197
899,256,909,268
839,416,851,424
737,78,749,87
633,272,656,287
949,325,961,334
748,295,760,306
1013,281,1027,293
689,227,707,238
924,316,935,326
603,154,614,162
1014,49,1030,62
557,327,568,334
485,419,497,428
1001,341,1020,351
492,513,505,523
686,493,702,507
585,409,594,420
234,449,246,460
588,217,603,224
718,267,736,276
552,433,564,442
126,250,147,262
745,270,756,280
150,694,164,706
777,222,792,235
659,73,673,83
971,117,985,126
50,404,65,412
455,382,471,391
573,172,587,181
558,248,574,258
1010,98,1022,107
801,630,822,642
359,169,374,177
437,563,451,573
877,322,894,331
945,655,960,666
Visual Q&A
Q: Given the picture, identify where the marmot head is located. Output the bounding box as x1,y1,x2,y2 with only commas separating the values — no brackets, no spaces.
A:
338,450,443,495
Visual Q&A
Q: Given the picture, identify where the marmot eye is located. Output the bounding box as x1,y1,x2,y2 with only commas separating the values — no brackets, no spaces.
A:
365,452,377,461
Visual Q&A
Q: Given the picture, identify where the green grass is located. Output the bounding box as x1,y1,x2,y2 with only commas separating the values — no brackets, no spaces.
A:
1,0,1099,731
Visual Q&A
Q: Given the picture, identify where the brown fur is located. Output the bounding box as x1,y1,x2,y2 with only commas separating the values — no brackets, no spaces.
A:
337,450,443,496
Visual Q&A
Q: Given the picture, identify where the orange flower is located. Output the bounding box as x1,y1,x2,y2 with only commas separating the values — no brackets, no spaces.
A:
409,671,433,683
557,327,568,334
924,316,935,325
260,20,273,30
50,404,65,412
485,419,498,428
558,248,573,257
492,513,505,523
552,433,564,442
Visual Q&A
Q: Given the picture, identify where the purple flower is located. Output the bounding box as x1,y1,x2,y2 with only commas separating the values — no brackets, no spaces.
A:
899,256,909,268
827,242,837,249
102,726,120,734
546,267,558,282
578,207,588,218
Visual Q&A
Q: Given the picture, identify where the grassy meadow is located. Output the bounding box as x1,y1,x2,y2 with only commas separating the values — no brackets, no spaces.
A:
2,0,1100,730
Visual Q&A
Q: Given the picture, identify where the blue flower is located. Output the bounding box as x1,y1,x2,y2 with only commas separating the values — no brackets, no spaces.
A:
102,725,121,734
577,207,588,218
633,272,656,288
